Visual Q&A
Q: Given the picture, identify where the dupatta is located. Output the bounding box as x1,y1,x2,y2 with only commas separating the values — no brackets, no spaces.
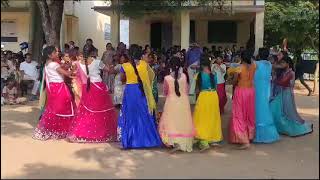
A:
138,60,157,114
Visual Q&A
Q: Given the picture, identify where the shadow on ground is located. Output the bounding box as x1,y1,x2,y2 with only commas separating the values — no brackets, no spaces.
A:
1,104,39,138
5,163,110,179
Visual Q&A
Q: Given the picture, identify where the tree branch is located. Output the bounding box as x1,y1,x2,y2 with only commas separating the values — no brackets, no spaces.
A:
308,34,319,55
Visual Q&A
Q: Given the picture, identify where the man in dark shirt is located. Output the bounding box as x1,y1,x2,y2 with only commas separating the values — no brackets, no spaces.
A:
295,50,312,96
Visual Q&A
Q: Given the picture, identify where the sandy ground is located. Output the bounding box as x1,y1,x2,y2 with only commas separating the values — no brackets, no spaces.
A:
1,81,319,179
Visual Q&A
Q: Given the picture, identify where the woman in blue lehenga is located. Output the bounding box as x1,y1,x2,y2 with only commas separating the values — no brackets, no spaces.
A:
270,56,313,137
117,44,162,149
253,48,280,143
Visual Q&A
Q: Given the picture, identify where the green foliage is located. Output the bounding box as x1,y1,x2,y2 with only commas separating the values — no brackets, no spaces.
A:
265,0,319,54
1,0,9,7
117,0,231,18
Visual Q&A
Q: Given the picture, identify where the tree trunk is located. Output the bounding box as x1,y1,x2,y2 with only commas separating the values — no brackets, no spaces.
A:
36,0,64,48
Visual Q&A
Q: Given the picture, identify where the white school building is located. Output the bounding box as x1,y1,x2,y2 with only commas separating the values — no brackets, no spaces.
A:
1,0,265,57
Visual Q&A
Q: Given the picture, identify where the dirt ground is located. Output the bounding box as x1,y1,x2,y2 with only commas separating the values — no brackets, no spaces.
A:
1,81,319,179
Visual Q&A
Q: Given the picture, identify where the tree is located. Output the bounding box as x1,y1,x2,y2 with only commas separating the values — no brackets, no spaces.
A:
265,0,319,54
36,0,64,47
117,0,232,18
265,0,319,93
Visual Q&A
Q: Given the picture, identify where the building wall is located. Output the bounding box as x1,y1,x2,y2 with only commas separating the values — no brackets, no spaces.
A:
194,19,251,49
1,12,30,52
74,1,110,57
128,12,253,49
5,0,29,8
129,17,150,45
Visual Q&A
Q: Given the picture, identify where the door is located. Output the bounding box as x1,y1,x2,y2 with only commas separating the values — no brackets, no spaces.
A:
150,23,162,50
161,22,172,50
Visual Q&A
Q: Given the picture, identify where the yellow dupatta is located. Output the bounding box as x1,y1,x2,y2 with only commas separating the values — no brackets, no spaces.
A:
39,68,47,112
137,60,157,113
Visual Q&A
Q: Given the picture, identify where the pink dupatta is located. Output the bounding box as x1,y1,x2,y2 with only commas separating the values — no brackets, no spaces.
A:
75,62,114,112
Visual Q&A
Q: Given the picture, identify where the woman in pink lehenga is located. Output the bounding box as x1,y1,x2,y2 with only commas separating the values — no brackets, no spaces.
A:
66,46,117,143
33,46,75,140
228,50,256,149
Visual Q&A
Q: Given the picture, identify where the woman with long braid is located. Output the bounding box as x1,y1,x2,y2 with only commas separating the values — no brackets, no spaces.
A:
33,46,75,140
193,54,222,151
66,46,117,143
158,56,195,152
118,44,162,149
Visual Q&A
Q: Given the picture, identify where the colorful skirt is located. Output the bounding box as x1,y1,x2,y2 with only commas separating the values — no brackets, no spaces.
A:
216,83,227,114
33,82,74,140
118,84,162,149
228,87,255,144
67,82,117,143
270,88,313,137
193,90,222,142
254,84,279,144
159,94,195,152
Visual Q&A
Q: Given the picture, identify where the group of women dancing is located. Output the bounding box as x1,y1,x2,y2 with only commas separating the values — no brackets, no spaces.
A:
32,45,313,152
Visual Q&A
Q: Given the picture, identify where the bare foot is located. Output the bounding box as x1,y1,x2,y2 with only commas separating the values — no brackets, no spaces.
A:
199,145,210,152
211,143,222,148
169,144,180,153
237,144,250,150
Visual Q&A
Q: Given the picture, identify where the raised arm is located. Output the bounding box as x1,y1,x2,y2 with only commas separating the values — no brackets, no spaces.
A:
56,67,73,78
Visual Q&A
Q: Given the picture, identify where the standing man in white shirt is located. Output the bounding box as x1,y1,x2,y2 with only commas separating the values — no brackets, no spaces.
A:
19,53,40,100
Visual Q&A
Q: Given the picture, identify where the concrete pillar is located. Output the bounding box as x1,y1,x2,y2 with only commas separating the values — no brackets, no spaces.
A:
254,11,264,55
237,20,251,48
180,10,190,50
172,13,181,46
195,20,207,47
111,13,120,46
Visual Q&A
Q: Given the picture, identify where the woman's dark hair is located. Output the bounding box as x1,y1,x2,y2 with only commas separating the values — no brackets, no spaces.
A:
279,50,288,61
241,50,253,64
144,44,150,50
68,48,79,61
106,43,112,48
272,55,278,62
120,53,130,63
42,46,56,63
170,56,181,97
83,45,96,91
86,38,93,43
40,46,57,90
197,54,216,91
64,43,70,50
129,44,145,96
283,56,294,69
216,54,224,60
203,47,209,53
258,48,269,60
148,52,156,62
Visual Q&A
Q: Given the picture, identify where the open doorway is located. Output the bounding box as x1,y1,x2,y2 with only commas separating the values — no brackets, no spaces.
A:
150,22,172,50
150,23,162,50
